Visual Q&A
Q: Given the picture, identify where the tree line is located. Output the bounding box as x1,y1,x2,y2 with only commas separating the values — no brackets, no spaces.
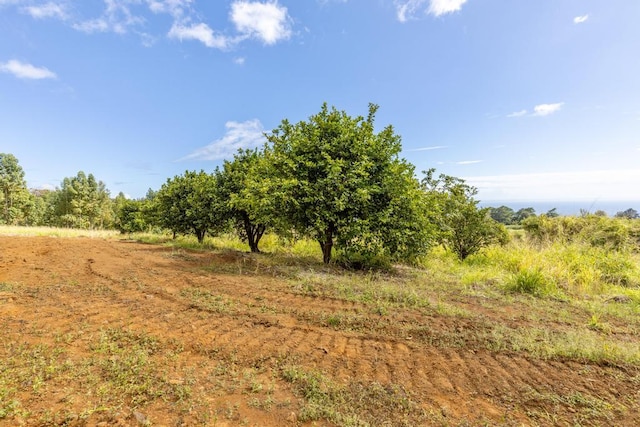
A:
0,104,524,265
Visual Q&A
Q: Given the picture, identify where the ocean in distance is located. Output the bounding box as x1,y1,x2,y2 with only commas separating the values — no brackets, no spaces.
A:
478,200,640,217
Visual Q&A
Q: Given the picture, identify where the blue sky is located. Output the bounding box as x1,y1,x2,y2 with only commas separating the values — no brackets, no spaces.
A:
1,0,639,204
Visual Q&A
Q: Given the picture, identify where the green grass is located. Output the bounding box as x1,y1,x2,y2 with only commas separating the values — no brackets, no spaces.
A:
280,365,426,427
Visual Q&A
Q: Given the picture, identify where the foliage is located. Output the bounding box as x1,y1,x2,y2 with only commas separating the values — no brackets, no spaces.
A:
513,207,536,224
113,193,150,234
522,214,640,251
615,208,639,219
154,170,229,243
0,153,29,225
261,103,433,264
218,149,268,252
488,205,515,225
52,171,112,229
422,170,509,261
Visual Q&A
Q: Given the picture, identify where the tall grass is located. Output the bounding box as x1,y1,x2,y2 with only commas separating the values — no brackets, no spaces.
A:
0,225,118,239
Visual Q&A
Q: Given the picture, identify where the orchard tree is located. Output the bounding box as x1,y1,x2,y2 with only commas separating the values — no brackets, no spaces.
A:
218,149,269,252
422,169,508,261
0,153,28,224
155,170,228,243
114,193,149,234
262,103,432,264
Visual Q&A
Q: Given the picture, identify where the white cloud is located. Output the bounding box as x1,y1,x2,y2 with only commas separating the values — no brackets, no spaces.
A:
395,0,424,22
230,1,292,45
146,0,193,18
0,59,57,79
73,18,110,33
465,169,640,202
181,119,266,161
507,110,527,118
22,2,68,20
168,22,233,49
533,102,564,116
395,0,467,22
574,14,589,24
408,145,447,151
428,0,468,17
457,160,482,165
73,0,145,35
233,56,246,65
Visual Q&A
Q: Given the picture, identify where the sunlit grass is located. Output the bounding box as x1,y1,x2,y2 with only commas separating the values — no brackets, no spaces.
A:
0,225,118,239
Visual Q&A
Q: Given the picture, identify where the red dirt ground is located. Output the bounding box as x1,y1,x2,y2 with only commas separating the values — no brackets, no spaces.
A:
1,236,639,426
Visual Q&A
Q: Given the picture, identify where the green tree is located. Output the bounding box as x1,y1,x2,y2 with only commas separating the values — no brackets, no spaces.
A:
513,207,536,224
263,103,432,264
0,153,28,225
615,208,639,219
155,170,228,243
422,170,509,261
53,171,112,228
218,149,268,253
545,207,560,218
114,193,149,234
488,205,515,225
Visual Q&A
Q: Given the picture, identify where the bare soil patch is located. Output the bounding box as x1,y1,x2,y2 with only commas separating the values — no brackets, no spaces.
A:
1,236,639,426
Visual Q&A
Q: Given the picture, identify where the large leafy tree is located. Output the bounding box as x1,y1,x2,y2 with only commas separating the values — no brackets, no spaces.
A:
53,171,112,229
262,103,432,264
0,153,28,225
423,169,508,261
154,170,228,243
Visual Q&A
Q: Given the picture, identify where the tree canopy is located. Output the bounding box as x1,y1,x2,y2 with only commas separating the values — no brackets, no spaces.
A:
260,103,432,263
0,153,28,225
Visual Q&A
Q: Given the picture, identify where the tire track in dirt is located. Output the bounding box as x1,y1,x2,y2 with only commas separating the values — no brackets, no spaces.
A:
77,240,633,421
3,236,638,426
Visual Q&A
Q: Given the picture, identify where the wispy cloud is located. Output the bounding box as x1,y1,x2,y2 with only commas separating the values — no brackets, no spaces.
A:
181,119,266,161
146,0,193,19
465,169,640,202
7,0,294,49
0,59,57,79
457,160,482,165
73,0,145,35
22,2,68,20
507,110,527,118
408,145,447,151
168,22,233,49
395,0,467,22
574,14,589,24
533,102,564,116
230,1,292,45
233,56,246,65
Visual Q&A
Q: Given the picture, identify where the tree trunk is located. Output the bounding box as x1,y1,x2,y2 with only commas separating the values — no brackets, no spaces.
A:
318,224,335,264
196,229,206,244
242,213,265,253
